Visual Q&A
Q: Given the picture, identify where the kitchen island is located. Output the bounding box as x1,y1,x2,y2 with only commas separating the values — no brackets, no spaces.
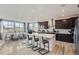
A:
27,33,56,51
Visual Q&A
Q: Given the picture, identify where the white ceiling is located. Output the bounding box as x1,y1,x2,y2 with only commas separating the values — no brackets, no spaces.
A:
0,4,79,22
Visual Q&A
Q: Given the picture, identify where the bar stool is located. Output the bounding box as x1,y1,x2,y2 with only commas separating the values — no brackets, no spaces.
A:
32,35,40,51
38,36,49,55
27,35,32,47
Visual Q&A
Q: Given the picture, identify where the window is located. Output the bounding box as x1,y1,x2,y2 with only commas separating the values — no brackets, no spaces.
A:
3,21,14,33
3,21,8,33
3,21,8,29
8,22,14,33
34,23,38,27
29,23,33,31
3,20,25,33
15,22,25,33
15,22,20,32
28,22,39,32
33,23,39,32
19,23,24,32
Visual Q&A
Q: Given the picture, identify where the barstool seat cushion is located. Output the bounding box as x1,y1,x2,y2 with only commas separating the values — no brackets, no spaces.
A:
35,38,39,41
29,37,32,40
43,40,49,44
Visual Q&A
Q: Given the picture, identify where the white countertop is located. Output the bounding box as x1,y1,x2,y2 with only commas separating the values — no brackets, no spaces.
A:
28,33,55,39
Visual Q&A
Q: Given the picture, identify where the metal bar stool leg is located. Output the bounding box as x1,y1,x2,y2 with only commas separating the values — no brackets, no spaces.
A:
38,37,49,55
32,36,40,51
27,35,32,48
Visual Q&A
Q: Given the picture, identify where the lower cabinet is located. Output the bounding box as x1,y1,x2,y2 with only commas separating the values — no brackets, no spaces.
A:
56,34,73,43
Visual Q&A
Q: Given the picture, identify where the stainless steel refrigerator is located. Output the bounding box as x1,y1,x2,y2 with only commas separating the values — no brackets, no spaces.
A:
74,17,79,54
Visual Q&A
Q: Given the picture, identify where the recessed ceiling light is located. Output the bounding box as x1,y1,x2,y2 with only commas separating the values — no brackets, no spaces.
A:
62,14,64,16
32,9,35,13
62,9,65,12
63,20,66,22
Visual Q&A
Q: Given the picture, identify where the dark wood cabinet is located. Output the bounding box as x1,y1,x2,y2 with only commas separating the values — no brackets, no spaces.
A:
56,34,73,43
55,17,77,29
55,17,78,43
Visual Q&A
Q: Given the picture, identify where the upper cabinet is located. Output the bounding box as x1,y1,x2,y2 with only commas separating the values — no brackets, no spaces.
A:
55,17,78,29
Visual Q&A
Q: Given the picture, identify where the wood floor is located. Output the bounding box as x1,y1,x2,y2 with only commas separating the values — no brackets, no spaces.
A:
52,41,76,55
0,40,76,55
